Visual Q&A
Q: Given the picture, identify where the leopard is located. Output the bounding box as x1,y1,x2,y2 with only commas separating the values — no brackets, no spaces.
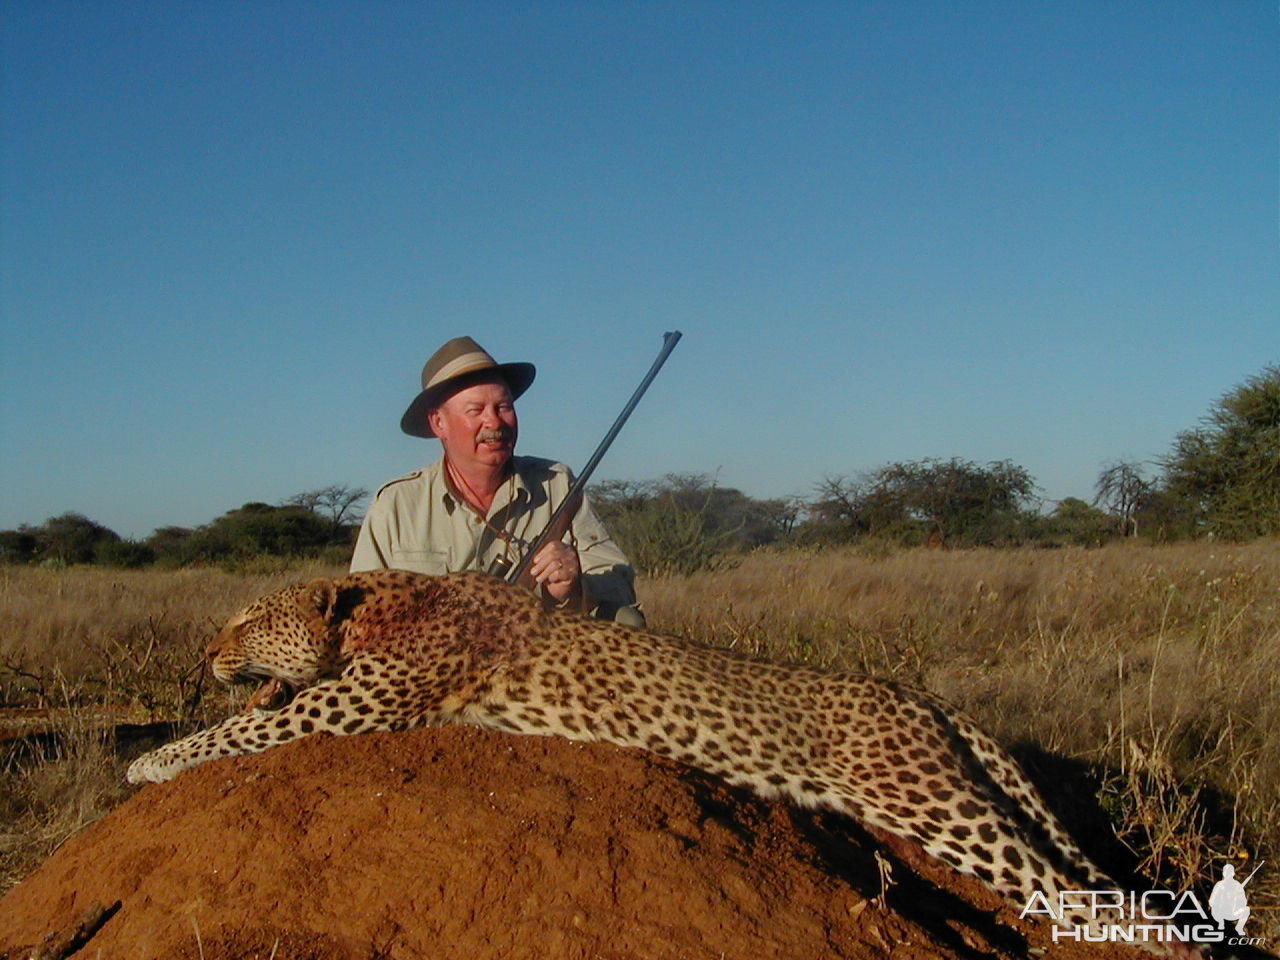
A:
126,569,1132,944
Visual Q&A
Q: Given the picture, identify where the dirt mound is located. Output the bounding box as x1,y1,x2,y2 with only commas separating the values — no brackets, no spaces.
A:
1,726,1137,960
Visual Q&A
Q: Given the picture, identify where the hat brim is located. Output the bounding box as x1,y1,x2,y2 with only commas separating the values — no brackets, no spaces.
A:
400,362,536,438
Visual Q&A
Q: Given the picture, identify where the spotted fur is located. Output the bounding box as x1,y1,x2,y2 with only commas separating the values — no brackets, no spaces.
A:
128,570,1119,935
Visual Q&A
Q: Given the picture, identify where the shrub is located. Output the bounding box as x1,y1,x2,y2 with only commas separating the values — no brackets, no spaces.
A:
97,539,157,568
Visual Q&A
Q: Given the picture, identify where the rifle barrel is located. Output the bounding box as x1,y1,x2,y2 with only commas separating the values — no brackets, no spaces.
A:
506,330,683,585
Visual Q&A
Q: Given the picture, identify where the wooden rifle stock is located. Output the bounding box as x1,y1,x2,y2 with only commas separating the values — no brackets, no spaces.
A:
506,330,682,588
510,489,582,590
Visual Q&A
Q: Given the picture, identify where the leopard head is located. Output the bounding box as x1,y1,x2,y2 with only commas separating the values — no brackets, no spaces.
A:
206,579,349,692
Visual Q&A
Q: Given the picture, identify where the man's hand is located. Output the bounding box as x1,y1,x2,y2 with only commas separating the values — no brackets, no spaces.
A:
528,539,581,604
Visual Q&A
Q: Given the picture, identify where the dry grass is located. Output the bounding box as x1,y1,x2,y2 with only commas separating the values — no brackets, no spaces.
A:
0,560,346,890
642,540,1280,926
0,714,134,891
0,561,346,715
1,543,1276,935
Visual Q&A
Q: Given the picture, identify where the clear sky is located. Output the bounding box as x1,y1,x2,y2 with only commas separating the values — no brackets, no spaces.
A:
2,2,1276,539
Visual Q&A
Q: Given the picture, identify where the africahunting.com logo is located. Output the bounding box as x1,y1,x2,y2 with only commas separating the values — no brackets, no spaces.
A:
1020,861,1267,948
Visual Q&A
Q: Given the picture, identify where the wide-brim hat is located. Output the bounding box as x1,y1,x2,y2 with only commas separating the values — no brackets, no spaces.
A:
400,336,536,438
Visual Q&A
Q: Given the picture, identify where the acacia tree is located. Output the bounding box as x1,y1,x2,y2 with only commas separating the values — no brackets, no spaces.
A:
35,512,121,564
809,474,873,537
1161,365,1280,538
1045,497,1114,546
180,503,332,562
873,458,1038,544
807,459,1039,545
283,484,369,541
589,473,797,574
1094,460,1153,537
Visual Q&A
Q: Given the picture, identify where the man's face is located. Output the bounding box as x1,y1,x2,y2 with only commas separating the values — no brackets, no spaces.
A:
429,379,518,471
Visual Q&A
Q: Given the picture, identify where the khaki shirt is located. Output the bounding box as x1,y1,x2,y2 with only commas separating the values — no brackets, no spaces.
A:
350,456,636,608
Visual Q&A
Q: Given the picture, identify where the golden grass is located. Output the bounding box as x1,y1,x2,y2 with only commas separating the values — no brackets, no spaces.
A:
642,540,1280,918
0,560,347,890
1,543,1276,934
0,561,346,715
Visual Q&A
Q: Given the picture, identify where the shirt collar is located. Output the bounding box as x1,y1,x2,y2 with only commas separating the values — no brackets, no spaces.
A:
435,457,528,515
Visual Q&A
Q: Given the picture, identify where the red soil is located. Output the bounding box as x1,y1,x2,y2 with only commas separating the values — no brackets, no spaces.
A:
0,725,1147,960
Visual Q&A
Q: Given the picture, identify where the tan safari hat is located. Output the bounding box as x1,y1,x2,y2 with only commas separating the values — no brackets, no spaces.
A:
400,336,536,438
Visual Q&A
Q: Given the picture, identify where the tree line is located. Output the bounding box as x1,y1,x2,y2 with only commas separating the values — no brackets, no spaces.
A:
593,364,1278,568
2,365,1276,571
0,485,368,568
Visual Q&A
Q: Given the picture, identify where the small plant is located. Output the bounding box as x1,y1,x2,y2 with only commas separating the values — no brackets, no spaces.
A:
610,500,741,577
0,685,134,891
1097,733,1224,892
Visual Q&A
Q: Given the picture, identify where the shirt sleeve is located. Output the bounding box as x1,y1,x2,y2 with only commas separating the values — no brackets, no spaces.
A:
349,501,391,573
570,492,637,608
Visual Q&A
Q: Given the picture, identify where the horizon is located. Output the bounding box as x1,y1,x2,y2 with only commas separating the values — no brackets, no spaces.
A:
0,441,1226,542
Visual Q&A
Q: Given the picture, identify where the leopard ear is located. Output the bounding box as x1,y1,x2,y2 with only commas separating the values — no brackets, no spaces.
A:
304,579,339,619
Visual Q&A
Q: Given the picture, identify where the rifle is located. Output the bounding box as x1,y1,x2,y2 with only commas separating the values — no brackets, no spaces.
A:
505,330,683,588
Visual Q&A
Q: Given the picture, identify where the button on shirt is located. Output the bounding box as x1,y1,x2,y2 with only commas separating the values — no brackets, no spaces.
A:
350,456,636,608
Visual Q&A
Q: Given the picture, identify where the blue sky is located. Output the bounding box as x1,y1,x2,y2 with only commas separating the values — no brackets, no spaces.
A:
2,2,1276,539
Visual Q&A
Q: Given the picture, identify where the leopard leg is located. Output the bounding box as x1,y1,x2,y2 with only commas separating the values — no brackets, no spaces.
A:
126,667,419,784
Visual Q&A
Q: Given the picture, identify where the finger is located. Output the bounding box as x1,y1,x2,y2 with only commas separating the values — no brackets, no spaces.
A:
542,559,575,585
530,543,559,569
530,556,560,583
533,544,565,568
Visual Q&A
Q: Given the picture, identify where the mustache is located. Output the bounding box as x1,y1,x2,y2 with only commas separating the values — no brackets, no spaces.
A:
476,429,512,444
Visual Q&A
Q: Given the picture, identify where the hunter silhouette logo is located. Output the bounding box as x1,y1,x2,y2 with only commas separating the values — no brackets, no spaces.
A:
1020,860,1268,947
1209,861,1262,936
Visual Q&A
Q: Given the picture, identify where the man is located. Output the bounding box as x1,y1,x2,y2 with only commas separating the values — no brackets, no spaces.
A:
351,336,641,622
1208,863,1252,936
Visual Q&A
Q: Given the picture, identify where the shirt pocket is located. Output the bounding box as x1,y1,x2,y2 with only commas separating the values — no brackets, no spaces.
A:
388,549,449,575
